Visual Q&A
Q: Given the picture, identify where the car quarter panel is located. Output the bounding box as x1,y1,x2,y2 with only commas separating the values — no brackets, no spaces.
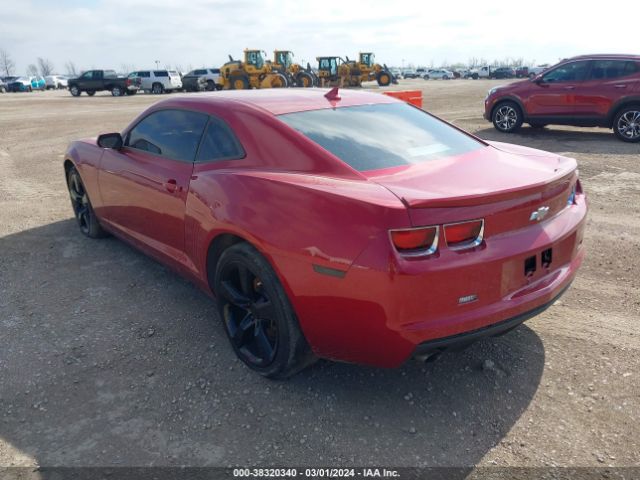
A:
65,139,104,208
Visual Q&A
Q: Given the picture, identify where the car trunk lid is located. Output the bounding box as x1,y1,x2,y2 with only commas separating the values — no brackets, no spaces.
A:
365,142,577,235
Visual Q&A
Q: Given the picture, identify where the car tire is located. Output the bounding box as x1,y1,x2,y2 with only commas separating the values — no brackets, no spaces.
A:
86,90,96,96
472,73,479,80
529,122,547,129
70,86,81,96
206,79,215,91
126,89,137,96
111,86,123,97
213,243,316,379
67,166,108,239
492,101,523,133
613,105,640,143
152,83,164,94
27,86,32,92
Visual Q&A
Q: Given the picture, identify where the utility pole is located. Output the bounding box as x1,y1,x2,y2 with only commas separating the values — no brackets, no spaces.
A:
155,60,160,69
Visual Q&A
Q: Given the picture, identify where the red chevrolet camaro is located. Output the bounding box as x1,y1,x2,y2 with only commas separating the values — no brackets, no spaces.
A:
64,89,587,378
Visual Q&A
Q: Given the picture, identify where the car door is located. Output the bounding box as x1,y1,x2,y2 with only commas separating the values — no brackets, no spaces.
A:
573,60,640,118
87,70,104,91
98,109,209,266
526,60,591,117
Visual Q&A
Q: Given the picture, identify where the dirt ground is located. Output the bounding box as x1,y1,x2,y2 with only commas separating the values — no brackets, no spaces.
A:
0,80,638,470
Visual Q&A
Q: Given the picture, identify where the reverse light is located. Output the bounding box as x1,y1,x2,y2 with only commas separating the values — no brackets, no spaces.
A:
444,219,484,250
390,226,439,256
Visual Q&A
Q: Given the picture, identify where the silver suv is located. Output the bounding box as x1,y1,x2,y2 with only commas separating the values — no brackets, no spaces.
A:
130,70,182,94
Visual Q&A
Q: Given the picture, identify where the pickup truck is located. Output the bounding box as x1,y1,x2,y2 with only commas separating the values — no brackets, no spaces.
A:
67,70,141,97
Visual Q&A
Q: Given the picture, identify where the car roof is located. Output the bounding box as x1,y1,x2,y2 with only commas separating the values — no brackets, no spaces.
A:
566,53,640,61
151,88,399,116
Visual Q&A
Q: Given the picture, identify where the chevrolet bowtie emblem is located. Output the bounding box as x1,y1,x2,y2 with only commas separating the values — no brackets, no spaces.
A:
529,206,550,222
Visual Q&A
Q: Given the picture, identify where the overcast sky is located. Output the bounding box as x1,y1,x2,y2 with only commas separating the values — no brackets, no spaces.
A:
1,0,638,75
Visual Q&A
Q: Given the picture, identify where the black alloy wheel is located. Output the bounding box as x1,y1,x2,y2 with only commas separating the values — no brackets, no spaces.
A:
218,261,279,367
214,243,315,378
67,167,107,238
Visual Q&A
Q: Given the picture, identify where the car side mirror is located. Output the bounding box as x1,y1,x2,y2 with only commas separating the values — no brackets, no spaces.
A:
97,132,123,149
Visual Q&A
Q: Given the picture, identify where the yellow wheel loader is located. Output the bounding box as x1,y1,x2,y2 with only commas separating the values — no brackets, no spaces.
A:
315,56,362,87
271,50,316,87
219,49,288,90
350,52,398,87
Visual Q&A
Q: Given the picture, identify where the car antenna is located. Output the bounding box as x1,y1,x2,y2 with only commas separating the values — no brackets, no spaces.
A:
324,87,341,101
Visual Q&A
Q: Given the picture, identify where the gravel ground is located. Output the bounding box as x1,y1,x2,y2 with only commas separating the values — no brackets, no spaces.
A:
0,81,638,469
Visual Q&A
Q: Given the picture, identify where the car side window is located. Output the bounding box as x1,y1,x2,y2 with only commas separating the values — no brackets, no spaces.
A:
542,61,590,83
196,117,245,163
126,110,209,162
81,71,93,79
589,60,638,80
154,71,169,77
195,69,207,75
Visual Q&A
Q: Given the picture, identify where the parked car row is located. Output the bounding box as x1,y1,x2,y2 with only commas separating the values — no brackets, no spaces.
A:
62,68,222,97
0,74,70,92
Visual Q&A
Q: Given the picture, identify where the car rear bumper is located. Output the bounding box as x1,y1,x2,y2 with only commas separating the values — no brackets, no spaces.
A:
413,281,570,358
284,196,587,368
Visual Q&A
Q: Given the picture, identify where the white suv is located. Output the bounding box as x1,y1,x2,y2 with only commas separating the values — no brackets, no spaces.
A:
130,70,182,94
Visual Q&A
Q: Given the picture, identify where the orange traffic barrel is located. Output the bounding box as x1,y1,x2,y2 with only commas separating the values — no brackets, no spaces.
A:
382,90,422,108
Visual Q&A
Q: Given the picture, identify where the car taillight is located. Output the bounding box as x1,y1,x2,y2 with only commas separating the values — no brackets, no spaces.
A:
390,226,438,256
444,219,484,250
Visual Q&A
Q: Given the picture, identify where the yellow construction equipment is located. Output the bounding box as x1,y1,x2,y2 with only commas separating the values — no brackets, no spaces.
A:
316,53,397,88
316,56,361,87
348,52,397,86
219,49,288,90
271,50,316,87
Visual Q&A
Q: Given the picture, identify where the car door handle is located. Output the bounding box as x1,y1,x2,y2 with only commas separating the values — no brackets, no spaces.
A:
563,85,575,90
614,84,627,89
163,179,178,193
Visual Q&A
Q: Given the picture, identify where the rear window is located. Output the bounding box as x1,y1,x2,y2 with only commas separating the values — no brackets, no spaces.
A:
589,60,639,80
278,103,483,172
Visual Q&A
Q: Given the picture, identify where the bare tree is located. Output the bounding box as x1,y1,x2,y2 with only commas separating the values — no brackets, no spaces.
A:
467,57,479,69
0,48,15,76
65,61,78,77
27,64,39,76
37,57,54,76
